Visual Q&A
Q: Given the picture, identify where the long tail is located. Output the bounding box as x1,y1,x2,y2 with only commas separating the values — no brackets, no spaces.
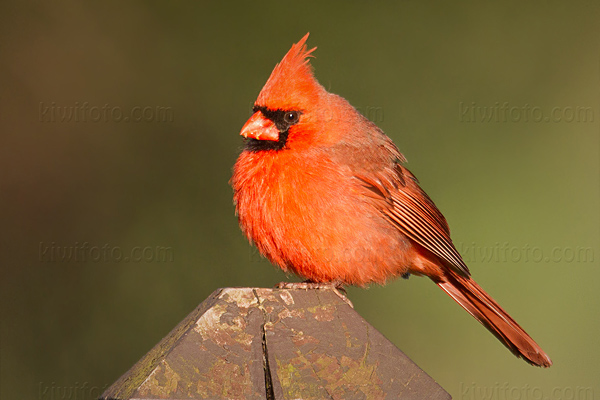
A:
436,269,552,367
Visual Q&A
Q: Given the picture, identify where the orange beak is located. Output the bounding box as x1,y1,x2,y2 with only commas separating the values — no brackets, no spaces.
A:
240,111,279,142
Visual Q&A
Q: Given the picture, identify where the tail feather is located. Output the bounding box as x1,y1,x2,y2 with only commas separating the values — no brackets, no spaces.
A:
437,270,552,367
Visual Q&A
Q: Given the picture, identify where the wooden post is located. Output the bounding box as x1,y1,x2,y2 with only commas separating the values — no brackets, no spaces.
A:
100,288,451,399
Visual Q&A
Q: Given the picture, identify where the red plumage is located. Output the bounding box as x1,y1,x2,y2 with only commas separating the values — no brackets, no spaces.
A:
231,33,551,367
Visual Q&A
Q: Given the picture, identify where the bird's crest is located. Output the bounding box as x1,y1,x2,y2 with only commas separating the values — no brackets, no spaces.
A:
255,33,322,111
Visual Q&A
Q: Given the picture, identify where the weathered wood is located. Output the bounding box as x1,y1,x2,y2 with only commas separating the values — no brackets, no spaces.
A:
100,288,451,400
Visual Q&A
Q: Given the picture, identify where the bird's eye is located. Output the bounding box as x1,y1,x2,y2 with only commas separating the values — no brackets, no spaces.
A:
284,111,299,124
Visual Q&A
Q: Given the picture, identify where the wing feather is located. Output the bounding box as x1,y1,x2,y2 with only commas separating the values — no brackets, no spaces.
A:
357,163,470,277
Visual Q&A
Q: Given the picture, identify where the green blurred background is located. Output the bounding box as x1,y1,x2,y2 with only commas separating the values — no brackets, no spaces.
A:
1,1,598,399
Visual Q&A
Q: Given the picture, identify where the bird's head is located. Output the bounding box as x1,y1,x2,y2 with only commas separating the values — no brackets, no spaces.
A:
241,33,338,152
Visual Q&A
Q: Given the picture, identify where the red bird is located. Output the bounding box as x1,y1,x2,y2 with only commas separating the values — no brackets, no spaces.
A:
231,33,552,367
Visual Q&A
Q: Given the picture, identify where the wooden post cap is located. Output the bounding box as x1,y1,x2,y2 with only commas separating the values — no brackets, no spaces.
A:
100,288,451,399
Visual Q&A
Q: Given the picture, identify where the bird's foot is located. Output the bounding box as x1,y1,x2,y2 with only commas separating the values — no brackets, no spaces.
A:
275,280,353,308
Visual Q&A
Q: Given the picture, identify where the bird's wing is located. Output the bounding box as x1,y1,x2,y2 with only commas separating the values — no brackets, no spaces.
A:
356,162,470,277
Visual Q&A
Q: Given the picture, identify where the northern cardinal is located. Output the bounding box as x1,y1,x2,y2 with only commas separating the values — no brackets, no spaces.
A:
231,33,551,367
